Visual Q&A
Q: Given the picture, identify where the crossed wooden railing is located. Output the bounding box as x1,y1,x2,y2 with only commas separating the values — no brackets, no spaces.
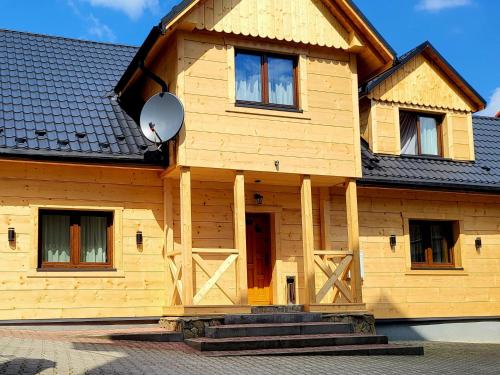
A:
314,250,354,304
167,248,239,306
167,250,183,306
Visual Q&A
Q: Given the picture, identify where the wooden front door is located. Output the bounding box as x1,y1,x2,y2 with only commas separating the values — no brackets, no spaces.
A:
246,213,272,305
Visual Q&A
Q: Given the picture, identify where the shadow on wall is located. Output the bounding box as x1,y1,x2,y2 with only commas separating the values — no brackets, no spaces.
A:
0,357,56,375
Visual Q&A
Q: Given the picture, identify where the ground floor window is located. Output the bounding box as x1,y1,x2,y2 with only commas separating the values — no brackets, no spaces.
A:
39,210,113,269
409,220,457,268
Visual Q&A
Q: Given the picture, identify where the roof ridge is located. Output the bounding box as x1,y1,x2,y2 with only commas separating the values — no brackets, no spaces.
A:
0,28,138,49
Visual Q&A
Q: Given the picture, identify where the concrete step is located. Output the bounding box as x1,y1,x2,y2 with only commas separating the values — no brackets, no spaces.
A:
206,322,351,338
185,333,388,351
251,305,304,314
224,312,322,325
203,343,424,357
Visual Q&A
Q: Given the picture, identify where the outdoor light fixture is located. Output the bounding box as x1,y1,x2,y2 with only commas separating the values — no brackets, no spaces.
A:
389,235,397,249
136,231,143,246
254,193,264,205
475,237,482,251
8,228,15,242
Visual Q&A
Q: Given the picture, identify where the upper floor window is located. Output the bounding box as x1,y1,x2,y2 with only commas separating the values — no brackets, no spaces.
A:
400,111,442,156
39,210,113,270
410,220,456,269
235,50,298,109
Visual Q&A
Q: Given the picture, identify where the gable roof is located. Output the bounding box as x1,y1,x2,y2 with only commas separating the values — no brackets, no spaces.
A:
115,0,396,94
360,41,486,112
0,29,162,165
361,116,500,193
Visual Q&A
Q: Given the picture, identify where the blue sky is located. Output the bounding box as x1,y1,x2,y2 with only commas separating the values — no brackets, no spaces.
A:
1,0,498,114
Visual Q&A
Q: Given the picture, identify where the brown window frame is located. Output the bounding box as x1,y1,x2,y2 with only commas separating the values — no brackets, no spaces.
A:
409,220,456,269
400,111,444,157
235,49,299,111
38,210,113,270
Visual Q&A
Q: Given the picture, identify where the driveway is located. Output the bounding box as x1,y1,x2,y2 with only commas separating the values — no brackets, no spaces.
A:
0,325,498,374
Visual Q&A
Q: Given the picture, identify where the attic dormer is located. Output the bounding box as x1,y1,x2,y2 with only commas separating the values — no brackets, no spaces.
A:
359,42,486,161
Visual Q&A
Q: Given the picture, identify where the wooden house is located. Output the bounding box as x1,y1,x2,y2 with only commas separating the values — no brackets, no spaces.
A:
0,0,498,340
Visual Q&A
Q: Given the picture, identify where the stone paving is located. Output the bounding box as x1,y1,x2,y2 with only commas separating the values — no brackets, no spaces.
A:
0,325,498,374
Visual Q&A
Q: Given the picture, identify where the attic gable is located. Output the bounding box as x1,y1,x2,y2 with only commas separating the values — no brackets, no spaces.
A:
181,0,352,50
363,42,486,113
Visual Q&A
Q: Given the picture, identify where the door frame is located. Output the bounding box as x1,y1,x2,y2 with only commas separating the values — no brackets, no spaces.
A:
245,205,282,305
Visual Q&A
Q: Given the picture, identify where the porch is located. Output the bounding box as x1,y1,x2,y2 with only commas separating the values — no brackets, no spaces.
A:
161,167,365,316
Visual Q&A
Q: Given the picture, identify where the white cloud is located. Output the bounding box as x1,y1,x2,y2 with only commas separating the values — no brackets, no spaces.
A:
416,0,472,12
85,0,159,19
477,88,500,117
87,14,116,41
67,0,116,42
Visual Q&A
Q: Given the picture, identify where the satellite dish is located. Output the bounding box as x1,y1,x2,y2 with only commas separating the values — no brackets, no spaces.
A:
139,92,184,144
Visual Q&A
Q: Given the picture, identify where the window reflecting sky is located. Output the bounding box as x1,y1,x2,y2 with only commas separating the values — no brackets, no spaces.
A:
235,53,262,102
268,57,294,106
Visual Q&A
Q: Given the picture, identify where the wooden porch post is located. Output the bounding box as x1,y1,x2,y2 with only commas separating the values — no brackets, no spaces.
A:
180,166,193,305
345,178,363,303
319,187,331,251
301,175,316,307
233,171,248,305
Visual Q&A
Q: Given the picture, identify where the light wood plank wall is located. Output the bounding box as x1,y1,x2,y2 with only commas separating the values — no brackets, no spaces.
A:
183,0,352,49
0,161,166,320
356,187,500,319
362,54,476,160
174,31,360,177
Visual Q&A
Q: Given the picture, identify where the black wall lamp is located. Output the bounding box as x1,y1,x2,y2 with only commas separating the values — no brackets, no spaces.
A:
8,228,15,242
475,237,482,251
136,231,143,246
389,234,397,249
254,193,264,205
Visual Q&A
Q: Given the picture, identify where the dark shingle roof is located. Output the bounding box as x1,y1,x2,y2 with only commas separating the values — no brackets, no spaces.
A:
0,29,160,164
361,116,500,192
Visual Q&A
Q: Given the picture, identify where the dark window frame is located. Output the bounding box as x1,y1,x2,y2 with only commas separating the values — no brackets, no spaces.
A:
235,49,299,111
400,111,444,157
38,210,113,270
409,220,456,269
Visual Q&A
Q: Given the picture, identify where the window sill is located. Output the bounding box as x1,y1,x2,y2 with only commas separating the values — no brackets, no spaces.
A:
27,269,125,278
406,268,467,276
227,103,311,120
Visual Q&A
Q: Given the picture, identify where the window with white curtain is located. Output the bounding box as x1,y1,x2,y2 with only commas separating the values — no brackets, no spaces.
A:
39,210,112,269
235,50,297,108
400,111,442,156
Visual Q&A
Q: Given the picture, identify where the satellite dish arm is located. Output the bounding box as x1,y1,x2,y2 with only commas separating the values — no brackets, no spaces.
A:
138,60,169,93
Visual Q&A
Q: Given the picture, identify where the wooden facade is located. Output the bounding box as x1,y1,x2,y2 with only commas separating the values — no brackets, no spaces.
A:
0,0,496,322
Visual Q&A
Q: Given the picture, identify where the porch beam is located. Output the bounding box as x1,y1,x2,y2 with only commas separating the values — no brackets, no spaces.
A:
180,166,193,305
345,178,363,303
301,175,316,306
233,171,248,305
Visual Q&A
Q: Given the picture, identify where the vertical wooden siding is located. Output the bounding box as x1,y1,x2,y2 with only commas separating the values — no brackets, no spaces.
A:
0,161,166,320
184,0,351,49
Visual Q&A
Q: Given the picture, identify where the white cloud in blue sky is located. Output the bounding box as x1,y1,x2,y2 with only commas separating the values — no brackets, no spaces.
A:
87,14,116,41
478,88,500,117
67,0,116,42
85,0,160,20
416,0,472,12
